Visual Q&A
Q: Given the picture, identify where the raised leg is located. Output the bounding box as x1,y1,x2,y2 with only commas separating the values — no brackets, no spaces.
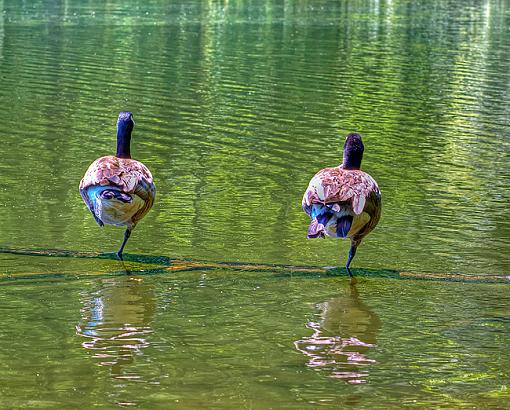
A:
116,228,132,260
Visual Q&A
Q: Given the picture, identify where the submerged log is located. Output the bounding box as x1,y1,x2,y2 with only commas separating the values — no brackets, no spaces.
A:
0,246,508,284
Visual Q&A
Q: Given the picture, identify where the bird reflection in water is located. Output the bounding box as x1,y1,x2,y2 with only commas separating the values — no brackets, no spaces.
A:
294,285,381,384
76,275,155,381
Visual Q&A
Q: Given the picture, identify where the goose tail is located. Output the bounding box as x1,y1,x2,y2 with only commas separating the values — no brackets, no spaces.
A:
307,204,353,239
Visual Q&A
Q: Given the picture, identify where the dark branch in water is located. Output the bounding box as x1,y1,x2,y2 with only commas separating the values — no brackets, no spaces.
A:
0,246,508,284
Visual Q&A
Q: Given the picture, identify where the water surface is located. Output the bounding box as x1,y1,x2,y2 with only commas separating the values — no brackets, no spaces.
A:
0,0,509,408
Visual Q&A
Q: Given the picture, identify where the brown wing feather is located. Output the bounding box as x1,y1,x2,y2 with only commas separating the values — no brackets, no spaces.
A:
79,155,156,227
351,189,381,242
131,180,156,226
302,166,380,215
79,156,154,193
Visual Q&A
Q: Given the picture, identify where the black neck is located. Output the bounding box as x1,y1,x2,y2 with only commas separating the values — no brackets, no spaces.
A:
343,151,363,170
116,123,132,159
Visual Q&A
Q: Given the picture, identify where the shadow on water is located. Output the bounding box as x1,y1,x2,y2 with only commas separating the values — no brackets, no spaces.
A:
0,246,173,266
294,285,381,384
0,246,509,284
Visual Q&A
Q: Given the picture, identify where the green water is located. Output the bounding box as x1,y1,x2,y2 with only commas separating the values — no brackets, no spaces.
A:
0,0,509,408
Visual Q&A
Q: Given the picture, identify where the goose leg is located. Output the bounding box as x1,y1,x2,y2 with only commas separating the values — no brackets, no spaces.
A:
345,244,357,278
116,228,132,260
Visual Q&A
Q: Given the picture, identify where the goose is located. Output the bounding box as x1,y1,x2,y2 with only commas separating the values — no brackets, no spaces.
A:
79,112,156,259
302,133,381,278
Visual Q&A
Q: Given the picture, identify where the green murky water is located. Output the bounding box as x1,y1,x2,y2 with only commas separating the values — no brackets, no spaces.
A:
0,0,509,408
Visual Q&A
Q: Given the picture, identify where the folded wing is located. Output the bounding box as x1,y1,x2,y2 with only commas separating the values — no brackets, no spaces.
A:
79,156,156,226
302,166,380,216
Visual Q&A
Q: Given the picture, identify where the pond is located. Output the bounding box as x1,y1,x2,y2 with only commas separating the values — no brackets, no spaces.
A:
0,0,509,408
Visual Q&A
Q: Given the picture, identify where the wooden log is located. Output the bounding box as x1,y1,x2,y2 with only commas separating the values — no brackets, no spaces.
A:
0,246,508,284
